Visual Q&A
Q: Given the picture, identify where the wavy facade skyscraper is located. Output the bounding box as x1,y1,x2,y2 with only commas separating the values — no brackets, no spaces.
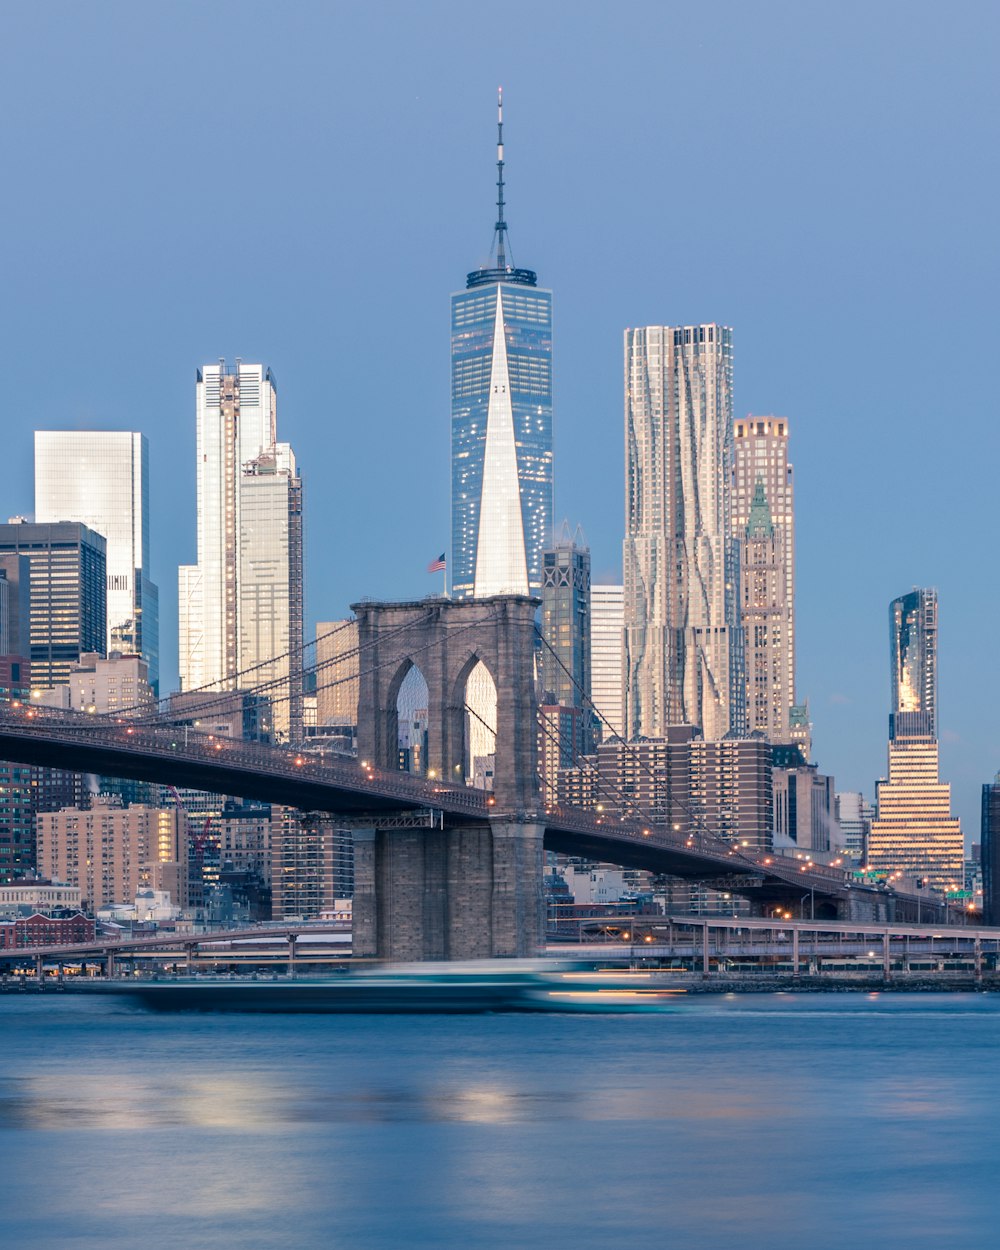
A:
451,90,552,599
623,324,743,742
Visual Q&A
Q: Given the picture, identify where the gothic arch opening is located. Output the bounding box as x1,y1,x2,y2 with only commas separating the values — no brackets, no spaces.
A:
396,663,429,776
459,657,497,789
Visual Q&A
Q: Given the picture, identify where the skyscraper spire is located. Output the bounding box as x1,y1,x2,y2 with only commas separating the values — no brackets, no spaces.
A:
466,87,537,289
495,86,507,271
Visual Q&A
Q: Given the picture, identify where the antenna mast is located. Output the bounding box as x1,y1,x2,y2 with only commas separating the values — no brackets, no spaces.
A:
495,87,507,271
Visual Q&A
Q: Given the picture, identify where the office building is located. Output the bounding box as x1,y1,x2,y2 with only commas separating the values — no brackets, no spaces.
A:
36,797,187,912
889,587,937,739
34,431,159,691
451,90,552,598
0,556,30,661
178,362,304,740
315,619,359,731
623,324,743,742
867,589,962,893
732,417,795,742
0,521,106,689
558,728,773,851
981,774,1000,925
773,763,837,853
32,651,155,716
270,807,353,919
539,528,591,710
836,791,874,863
590,584,624,737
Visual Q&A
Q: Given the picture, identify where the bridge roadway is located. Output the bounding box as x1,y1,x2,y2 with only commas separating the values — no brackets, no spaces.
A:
0,704,876,911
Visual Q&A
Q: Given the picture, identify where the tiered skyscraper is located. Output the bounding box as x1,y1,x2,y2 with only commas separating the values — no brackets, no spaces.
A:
451,90,552,598
623,324,743,742
732,416,795,743
868,588,962,892
178,361,303,740
34,431,159,691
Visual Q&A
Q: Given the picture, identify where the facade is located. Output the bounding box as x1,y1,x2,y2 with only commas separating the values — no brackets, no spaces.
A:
451,92,552,599
623,324,743,743
590,583,624,737
732,417,795,742
0,521,106,689
36,797,187,912
179,362,304,740
889,588,937,739
868,588,961,893
34,431,159,691
773,764,837,853
981,774,1000,926
32,651,155,715
0,556,30,659
539,530,591,710
0,912,95,949
558,729,773,851
835,791,874,862
0,882,83,918
315,619,360,730
270,807,353,919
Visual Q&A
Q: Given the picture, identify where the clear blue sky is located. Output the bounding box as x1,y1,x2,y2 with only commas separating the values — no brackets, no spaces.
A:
1,1,997,839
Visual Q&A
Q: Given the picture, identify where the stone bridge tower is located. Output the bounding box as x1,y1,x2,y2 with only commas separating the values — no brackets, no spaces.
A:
350,595,544,960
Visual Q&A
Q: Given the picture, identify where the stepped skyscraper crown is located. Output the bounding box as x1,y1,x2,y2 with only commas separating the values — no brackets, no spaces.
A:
451,90,552,599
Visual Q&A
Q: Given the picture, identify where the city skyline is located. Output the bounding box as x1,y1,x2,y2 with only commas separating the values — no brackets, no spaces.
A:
1,3,996,842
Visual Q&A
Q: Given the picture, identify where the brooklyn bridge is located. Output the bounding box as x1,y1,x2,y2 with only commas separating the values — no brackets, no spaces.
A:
0,594,924,959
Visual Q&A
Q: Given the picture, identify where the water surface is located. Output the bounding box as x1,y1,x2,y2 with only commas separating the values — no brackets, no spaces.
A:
3,991,999,1248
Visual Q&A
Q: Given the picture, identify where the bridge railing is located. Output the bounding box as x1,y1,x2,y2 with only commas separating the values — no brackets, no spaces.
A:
0,704,489,816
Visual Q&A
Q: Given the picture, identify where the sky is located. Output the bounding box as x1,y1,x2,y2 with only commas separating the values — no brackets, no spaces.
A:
0,1,997,839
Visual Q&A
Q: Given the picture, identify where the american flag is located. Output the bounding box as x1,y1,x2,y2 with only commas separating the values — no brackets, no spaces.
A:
427,552,446,573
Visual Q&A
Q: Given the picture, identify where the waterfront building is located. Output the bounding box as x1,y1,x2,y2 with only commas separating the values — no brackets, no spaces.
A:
590,584,624,737
981,773,1000,925
623,324,743,742
0,881,84,918
451,91,552,599
835,791,875,862
732,416,795,742
178,362,303,740
36,796,187,912
867,589,962,893
270,807,353,919
34,431,159,691
0,912,94,949
0,521,106,689
773,760,838,853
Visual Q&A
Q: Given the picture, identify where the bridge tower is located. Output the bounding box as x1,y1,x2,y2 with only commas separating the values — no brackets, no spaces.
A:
351,595,545,960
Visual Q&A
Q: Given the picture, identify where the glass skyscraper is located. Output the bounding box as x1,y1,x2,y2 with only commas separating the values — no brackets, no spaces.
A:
34,431,159,692
451,91,552,598
179,361,304,741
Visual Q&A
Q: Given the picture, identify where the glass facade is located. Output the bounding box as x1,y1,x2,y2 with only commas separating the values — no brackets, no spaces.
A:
590,584,624,737
0,521,106,689
34,431,159,691
179,362,303,739
889,587,937,740
451,279,552,598
623,325,744,742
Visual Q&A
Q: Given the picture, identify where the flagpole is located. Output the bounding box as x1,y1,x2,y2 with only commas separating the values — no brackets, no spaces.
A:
443,560,447,598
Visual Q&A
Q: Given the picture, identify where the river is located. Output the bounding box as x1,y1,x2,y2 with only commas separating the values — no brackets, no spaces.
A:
3,991,999,1248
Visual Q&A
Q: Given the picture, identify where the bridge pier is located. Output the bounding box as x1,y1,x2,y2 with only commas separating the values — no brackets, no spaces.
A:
351,818,544,962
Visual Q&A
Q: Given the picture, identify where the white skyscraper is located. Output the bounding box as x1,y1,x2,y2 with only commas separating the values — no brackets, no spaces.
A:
623,324,743,742
590,584,624,736
34,431,159,691
179,362,303,739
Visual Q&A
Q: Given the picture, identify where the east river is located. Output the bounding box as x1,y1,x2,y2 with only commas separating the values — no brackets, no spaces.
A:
3,991,1000,1249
